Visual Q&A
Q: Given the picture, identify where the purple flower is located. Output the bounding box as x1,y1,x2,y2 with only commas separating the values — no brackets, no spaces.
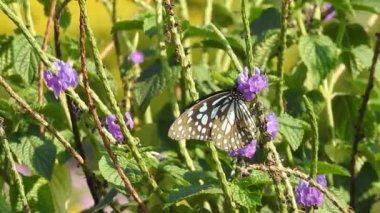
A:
44,60,79,99
237,67,268,101
266,112,279,140
105,112,134,142
15,163,32,176
322,3,336,22
106,115,124,141
128,50,144,64
124,112,134,129
228,140,257,159
295,174,327,207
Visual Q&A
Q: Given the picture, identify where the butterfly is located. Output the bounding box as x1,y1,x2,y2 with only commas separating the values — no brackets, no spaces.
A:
168,89,256,151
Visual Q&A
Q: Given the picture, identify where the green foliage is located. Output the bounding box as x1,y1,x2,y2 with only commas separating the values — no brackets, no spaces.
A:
278,113,308,151
299,35,338,82
10,135,56,180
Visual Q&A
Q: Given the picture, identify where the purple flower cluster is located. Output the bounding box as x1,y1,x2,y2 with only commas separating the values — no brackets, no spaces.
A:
295,174,327,207
44,60,79,98
322,3,336,22
128,50,144,64
237,67,268,101
105,112,134,142
266,112,279,140
228,140,257,159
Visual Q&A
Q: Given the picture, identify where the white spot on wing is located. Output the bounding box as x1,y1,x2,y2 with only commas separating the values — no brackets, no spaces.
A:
201,115,208,125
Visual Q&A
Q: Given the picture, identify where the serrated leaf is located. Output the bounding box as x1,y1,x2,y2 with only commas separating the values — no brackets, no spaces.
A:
111,20,143,33
12,35,41,85
299,35,338,82
351,0,380,14
252,30,280,68
134,60,167,113
341,45,373,78
48,164,71,213
10,135,56,180
249,7,280,37
166,184,223,207
230,176,265,208
38,0,71,29
99,154,142,188
0,35,13,75
278,113,305,151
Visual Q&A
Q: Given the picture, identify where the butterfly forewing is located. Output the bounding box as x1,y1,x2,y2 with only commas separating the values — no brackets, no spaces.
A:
168,90,256,151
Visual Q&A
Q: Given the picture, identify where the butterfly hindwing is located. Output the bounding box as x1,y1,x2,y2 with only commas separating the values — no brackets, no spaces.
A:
168,90,256,151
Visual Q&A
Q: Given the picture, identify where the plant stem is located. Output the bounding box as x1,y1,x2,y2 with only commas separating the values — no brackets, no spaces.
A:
210,23,243,71
208,143,237,212
0,127,31,213
0,76,85,167
276,0,290,113
350,32,380,210
303,95,319,179
79,14,146,211
21,0,35,35
241,0,254,72
156,0,195,171
77,0,160,194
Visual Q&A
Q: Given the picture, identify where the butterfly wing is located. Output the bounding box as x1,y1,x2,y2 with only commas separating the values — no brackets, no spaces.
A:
168,90,256,151
168,91,231,141
210,99,256,151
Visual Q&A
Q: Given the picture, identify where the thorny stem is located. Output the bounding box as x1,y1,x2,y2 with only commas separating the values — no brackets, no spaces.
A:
245,164,352,213
241,0,254,73
79,14,146,211
208,143,237,212
210,23,243,72
156,0,195,171
303,95,319,179
77,0,160,194
164,0,198,101
254,103,298,212
0,76,85,166
38,0,57,105
163,2,236,208
276,0,291,113
0,127,31,213
350,32,380,210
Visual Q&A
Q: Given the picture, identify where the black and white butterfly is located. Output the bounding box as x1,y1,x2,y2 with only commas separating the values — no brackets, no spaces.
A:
168,89,256,151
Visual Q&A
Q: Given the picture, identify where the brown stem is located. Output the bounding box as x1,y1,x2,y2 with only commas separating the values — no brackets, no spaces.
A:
38,0,57,105
350,32,380,209
79,13,147,212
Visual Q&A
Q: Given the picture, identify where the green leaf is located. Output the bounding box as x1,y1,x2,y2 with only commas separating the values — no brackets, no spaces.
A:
166,184,223,208
332,95,360,141
249,7,281,37
212,3,235,27
111,20,143,33
304,161,350,176
324,140,352,163
324,23,369,48
134,60,167,113
0,35,13,75
92,188,118,212
99,154,142,189
299,35,338,82
328,0,354,14
10,135,56,180
143,14,157,37
12,35,41,85
231,178,262,208
341,45,373,78
48,164,71,213
38,0,71,29
278,113,306,151
351,0,380,14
